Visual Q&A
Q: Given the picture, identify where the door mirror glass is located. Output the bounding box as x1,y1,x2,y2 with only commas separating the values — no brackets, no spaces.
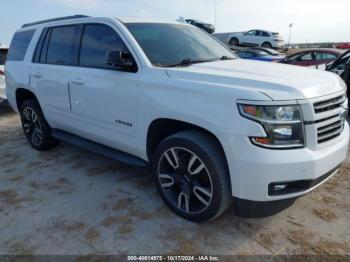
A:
105,50,134,68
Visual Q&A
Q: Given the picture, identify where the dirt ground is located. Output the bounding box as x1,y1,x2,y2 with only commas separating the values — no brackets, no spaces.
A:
0,106,349,255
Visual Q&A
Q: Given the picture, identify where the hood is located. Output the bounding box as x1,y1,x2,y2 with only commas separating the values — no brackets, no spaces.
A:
165,59,345,100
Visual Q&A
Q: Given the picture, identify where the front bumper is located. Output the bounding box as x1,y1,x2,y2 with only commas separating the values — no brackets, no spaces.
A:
273,41,285,48
222,122,349,202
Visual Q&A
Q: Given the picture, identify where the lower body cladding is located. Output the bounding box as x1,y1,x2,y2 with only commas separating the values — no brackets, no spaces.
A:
222,122,349,218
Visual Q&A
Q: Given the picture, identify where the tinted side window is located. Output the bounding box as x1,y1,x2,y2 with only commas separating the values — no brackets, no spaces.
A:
315,52,337,60
46,26,80,65
0,49,8,65
79,24,128,68
33,28,48,63
300,52,314,61
7,30,35,61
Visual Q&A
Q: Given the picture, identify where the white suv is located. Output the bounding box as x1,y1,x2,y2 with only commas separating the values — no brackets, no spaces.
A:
214,29,285,49
5,16,349,222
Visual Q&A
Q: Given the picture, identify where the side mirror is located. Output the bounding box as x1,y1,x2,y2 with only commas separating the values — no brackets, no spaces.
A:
105,50,134,68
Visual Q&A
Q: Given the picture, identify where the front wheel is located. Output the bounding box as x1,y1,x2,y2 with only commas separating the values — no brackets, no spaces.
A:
152,131,232,222
229,37,239,46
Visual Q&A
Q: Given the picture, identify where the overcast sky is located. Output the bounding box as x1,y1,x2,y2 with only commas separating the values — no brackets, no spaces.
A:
1,0,349,45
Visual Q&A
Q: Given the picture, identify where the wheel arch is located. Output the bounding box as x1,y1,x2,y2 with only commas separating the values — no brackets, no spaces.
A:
15,88,39,111
146,118,229,169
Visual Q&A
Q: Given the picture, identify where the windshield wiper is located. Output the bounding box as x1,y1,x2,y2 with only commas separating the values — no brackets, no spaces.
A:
166,58,220,67
166,56,235,68
220,56,235,60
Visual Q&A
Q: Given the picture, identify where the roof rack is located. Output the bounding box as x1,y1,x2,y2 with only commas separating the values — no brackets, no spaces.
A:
22,15,89,28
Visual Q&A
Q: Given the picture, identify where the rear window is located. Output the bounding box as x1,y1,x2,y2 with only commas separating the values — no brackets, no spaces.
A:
46,25,80,65
7,30,35,61
0,49,8,65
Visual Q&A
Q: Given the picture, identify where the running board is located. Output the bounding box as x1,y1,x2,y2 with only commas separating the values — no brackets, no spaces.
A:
52,129,149,169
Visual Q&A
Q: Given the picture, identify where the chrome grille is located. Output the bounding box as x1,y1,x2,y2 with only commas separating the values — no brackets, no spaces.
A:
317,119,345,143
313,94,346,144
313,95,345,113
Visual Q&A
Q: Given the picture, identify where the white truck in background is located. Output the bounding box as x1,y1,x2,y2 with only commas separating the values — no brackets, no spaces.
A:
0,44,9,104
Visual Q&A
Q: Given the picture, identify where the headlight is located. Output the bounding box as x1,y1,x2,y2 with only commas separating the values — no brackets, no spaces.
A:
238,104,304,149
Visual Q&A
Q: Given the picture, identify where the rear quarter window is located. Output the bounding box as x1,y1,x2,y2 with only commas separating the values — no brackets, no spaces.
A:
7,30,35,61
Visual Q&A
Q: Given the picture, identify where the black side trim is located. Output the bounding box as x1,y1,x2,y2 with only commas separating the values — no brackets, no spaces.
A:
52,129,149,168
268,165,339,196
233,197,296,218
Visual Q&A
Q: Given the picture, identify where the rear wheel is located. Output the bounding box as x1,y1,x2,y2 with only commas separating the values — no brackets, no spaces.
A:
20,99,59,151
152,131,232,222
262,42,272,48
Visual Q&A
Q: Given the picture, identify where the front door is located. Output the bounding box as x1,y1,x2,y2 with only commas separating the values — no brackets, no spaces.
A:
68,23,140,154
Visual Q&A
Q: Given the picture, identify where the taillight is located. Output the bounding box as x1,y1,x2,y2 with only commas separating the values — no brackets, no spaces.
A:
0,70,4,76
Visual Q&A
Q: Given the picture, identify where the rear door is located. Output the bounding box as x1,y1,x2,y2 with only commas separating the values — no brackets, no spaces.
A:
30,25,82,125
314,51,338,66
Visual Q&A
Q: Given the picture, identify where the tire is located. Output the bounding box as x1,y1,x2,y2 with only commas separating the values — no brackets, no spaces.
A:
152,130,232,222
20,99,60,151
229,37,239,46
0,98,6,107
262,42,272,48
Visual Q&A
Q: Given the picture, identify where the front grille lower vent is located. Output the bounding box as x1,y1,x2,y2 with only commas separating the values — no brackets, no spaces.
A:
317,120,345,143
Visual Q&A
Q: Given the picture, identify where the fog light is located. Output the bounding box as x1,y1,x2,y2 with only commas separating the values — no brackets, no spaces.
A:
274,184,287,191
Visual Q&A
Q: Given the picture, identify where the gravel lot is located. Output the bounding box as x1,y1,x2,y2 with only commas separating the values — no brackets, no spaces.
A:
0,106,349,255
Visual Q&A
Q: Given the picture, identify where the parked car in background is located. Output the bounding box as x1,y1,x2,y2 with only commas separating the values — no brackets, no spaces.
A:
326,50,350,76
213,29,284,49
336,43,350,49
185,19,215,34
0,46,8,104
249,47,284,56
5,16,349,222
235,48,285,62
281,49,343,67
326,50,350,109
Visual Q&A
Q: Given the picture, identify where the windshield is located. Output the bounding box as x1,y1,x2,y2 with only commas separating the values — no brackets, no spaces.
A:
125,23,235,67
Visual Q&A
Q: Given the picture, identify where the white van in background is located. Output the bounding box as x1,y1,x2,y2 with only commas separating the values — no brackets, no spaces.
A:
0,45,8,104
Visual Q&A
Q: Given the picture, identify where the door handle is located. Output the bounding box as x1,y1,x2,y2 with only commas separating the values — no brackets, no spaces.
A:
71,79,85,85
32,73,42,79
